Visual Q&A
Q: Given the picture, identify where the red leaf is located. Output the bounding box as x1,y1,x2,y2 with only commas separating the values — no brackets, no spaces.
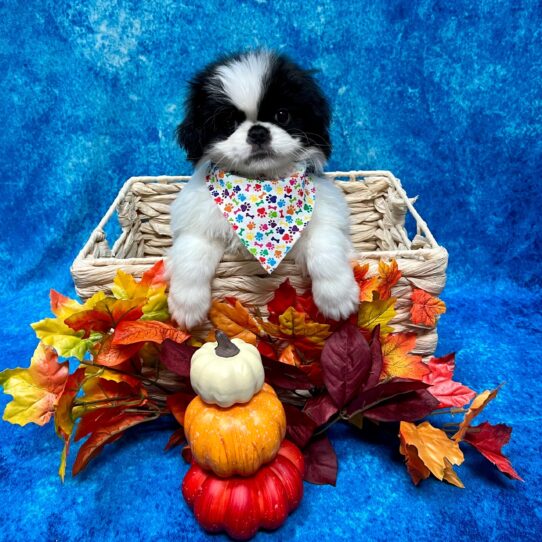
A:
366,326,383,389
112,320,189,346
166,392,195,426
283,404,318,448
320,323,371,407
463,422,523,481
303,435,338,486
165,428,186,451
267,279,298,322
262,356,314,390
362,389,439,422
65,310,112,336
182,445,193,464
303,394,338,426
160,339,196,378
346,378,431,417
72,410,151,476
422,354,476,408
140,260,167,287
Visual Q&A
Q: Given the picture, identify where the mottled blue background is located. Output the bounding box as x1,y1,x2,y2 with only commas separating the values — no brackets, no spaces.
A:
1,1,541,541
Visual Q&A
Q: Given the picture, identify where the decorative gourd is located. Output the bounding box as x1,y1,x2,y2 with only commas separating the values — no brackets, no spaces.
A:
184,383,286,477
182,440,304,541
190,331,264,407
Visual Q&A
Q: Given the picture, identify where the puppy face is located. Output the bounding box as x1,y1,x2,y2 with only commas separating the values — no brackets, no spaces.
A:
177,51,331,176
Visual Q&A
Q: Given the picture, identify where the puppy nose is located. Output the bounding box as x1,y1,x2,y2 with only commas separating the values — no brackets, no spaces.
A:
247,125,271,146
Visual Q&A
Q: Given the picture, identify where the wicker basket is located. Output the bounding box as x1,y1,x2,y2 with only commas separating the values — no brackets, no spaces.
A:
71,171,448,358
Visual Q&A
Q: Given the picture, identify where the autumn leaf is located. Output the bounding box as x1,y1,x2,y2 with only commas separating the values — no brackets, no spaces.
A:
165,428,186,451
453,387,500,441
50,290,107,321
55,368,86,481
31,318,100,360
111,261,169,321
91,334,143,367
380,333,429,380
261,356,314,390
303,394,338,426
319,323,371,407
353,263,379,302
50,290,83,321
72,410,152,476
278,344,301,366
399,421,464,487
209,298,261,345
65,297,146,337
166,392,195,426
463,422,522,481
422,354,476,408
283,404,318,448
377,259,402,300
410,288,446,326
0,343,68,426
263,307,331,351
357,297,396,335
112,320,189,346
303,435,338,486
160,339,197,378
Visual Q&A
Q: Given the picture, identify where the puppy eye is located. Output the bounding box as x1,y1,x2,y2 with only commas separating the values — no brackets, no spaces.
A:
275,108,291,126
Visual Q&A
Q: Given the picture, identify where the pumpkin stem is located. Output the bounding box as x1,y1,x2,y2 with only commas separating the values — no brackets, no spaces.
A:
215,330,241,358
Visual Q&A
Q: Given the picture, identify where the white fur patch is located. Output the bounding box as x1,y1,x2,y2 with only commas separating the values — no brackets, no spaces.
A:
212,51,272,120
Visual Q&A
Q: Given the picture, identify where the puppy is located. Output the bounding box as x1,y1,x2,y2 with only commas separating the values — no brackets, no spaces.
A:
167,50,359,329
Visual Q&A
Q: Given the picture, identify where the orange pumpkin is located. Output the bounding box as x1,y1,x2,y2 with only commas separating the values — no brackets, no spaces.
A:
184,383,286,477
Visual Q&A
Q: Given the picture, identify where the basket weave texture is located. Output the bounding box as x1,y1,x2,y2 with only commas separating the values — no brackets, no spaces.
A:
71,171,448,358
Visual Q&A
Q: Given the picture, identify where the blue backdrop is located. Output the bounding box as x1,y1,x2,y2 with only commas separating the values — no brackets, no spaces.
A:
1,1,541,541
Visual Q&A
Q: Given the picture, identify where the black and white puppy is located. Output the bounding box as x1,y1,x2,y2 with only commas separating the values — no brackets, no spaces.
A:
167,50,359,329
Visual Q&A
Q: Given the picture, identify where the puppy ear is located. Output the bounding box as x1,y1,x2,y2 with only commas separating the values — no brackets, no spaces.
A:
176,113,203,164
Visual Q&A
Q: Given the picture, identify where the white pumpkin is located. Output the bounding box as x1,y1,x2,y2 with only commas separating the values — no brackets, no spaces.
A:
190,331,265,407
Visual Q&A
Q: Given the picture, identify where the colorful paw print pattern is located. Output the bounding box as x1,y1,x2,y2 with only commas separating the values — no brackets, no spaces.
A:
206,164,316,273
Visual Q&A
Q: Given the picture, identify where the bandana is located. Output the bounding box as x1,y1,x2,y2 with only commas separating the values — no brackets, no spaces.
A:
205,164,316,273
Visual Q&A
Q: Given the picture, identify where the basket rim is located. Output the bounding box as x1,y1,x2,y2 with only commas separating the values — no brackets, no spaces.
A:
73,169,443,268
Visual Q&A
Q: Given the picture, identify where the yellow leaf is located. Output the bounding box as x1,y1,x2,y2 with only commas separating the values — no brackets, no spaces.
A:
0,343,69,426
357,297,396,334
31,318,93,360
399,421,464,487
209,299,261,345
453,387,500,441
277,307,331,346
141,285,170,322
380,333,429,380
111,269,139,300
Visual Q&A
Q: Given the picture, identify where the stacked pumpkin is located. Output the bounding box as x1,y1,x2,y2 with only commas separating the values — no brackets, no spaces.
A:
182,331,305,540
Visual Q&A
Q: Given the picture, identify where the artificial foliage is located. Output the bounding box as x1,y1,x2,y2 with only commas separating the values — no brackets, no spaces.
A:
0,259,521,488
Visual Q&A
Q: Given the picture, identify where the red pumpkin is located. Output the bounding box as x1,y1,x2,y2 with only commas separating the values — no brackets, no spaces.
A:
182,440,304,540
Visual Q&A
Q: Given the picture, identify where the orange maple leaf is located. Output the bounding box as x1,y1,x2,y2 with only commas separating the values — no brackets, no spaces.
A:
380,333,429,380
410,288,446,326
376,259,402,300
353,263,379,302
399,421,464,487
278,344,301,366
112,320,189,346
209,299,261,345
453,387,501,442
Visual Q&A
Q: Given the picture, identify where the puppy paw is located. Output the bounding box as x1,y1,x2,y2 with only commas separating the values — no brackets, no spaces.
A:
312,273,359,321
167,282,211,330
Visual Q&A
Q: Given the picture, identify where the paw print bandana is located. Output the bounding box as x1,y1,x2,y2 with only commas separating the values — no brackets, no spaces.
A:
205,164,316,273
